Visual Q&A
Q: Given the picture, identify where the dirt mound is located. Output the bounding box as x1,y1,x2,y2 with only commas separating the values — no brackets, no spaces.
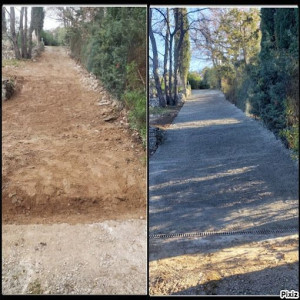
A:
2,46,146,224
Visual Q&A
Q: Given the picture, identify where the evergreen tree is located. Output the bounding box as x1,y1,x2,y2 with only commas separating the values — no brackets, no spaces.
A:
250,8,299,154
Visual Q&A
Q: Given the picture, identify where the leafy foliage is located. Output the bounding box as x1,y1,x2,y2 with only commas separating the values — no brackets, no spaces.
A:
187,72,202,89
66,7,146,143
41,30,59,46
201,67,220,89
249,8,299,156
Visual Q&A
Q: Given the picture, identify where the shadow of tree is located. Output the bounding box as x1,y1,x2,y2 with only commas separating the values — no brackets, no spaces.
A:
171,262,299,295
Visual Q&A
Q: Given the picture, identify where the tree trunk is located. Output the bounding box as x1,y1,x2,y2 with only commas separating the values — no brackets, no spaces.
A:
20,8,26,58
2,7,7,36
27,8,35,59
28,26,33,58
168,36,173,104
173,9,185,106
163,8,170,105
24,8,28,58
10,8,21,59
149,9,165,107
36,29,41,45
173,51,179,105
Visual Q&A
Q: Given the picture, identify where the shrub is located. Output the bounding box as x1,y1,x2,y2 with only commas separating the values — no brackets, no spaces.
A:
66,7,146,145
122,90,146,145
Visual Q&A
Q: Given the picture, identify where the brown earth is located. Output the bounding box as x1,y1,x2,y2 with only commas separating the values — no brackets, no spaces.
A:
2,46,146,225
149,104,183,129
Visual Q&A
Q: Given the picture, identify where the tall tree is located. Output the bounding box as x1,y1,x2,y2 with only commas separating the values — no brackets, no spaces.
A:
31,7,44,44
24,8,28,58
163,8,170,105
151,8,206,106
174,8,191,103
2,7,7,36
149,9,165,107
178,8,191,95
27,7,44,58
9,7,21,59
19,7,28,58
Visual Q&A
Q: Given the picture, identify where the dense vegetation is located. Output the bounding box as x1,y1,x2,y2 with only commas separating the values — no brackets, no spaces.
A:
41,28,66,46
63,7,146,143
187,71,208,89
251,8,299,156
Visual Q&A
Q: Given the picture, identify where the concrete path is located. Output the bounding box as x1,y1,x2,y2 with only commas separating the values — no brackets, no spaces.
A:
149,89,298,244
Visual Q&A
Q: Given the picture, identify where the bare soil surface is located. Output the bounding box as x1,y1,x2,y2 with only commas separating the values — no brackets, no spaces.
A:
2,46,146,224
149,104,183,129
149,90,299,295
2,46,146,295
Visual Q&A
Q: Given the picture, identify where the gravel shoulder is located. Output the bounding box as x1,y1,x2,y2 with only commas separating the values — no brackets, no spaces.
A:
2,220,147,295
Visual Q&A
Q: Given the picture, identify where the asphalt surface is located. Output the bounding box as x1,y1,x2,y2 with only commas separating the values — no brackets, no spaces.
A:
149,90,298,240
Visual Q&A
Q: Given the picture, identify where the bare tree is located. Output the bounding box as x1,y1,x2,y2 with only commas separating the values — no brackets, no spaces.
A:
149,9,166,107
153,8,207,105
28,8,34,58
19,8,27,58
163,8,170,104
24,7,28,58
173,8,183,105
2,7,7,36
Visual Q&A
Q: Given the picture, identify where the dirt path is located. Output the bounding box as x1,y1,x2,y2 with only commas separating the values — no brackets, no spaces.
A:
2,46,146,294
149,90,298,295
2,46,146,224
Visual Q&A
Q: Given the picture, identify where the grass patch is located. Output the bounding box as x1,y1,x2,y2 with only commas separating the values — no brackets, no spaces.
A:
149,106,177,115
122,90,146,147
27,279,44,294
139,153,147,167
2,59,23,67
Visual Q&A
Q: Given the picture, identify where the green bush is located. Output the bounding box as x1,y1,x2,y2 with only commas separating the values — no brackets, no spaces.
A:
201,67,220,89
122,90,146,145
187,72,201,89
66,7,146,146
41,30,59,46
280,125,299,157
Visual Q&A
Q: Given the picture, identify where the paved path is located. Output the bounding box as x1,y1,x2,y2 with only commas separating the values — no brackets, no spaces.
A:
149,90,299,296
150,89,298,239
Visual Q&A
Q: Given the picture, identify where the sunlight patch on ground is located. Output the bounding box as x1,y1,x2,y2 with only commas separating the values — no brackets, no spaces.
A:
170,118,241,129
150,166,257,192
149,234,299,295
